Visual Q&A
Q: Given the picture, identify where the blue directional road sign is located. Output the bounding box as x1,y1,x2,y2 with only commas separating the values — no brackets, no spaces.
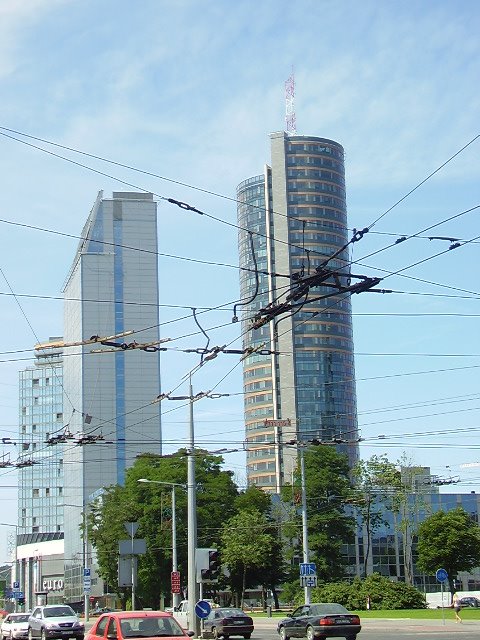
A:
13,591,24,599
195,600,212,619
300,563,317,576
436,568,448,583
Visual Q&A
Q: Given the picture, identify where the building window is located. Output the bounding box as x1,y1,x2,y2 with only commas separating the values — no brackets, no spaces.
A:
33,489,39,497
46,488,50,496
58,487,63,496
32,425,37,432
21,425,26,434
45,378,50,386
33,397,39,405
32,526,39,533
56,413,62,421
32,379,39,386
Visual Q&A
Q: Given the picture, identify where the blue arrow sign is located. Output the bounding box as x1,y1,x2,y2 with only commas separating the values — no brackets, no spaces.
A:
300,563,317,576
195,600,212,619
436,568,448,583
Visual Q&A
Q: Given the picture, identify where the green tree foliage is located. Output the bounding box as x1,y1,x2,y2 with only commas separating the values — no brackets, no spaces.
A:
352,455,402,576
416,507,480,597
313,574,427,610
302,446,355,581
88,449,238,607
220,509,277,607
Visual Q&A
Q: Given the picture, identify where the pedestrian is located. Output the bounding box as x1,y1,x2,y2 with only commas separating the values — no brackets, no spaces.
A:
452,592,462,623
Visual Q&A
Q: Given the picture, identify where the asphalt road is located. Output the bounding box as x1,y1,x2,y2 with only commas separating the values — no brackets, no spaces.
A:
251,615,480,640
85,615,480,640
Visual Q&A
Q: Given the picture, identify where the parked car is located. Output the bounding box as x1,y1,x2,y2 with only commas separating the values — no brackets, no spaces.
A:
86,611,194,640
459,596,480,607
277,603,361,640
2,614,30,640
28,605,84,640
90,610,114,618
203,608,254,640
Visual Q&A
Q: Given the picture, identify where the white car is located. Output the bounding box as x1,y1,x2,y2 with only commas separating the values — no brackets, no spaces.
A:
27,606,84,640
1,614,30,640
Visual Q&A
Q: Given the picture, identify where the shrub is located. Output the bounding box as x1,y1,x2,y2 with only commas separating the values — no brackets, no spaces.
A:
311,573,427,610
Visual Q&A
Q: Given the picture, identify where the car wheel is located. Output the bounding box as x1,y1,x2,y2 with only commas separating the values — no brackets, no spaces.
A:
212,627,219,640
306,626,316,640
28,629,34,640
279,626,289,640
41,629,47,640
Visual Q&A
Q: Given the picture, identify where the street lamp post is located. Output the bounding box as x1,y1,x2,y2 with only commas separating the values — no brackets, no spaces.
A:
0,522,18,610
137,479,184,608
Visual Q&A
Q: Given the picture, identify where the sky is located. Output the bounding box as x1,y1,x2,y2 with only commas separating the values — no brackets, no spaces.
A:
0,0,480,563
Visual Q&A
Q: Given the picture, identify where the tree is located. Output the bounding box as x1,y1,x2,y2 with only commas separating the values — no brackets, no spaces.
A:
88,449,238,606
280,445,356,587
352,455,401,576
416,507,480,597
220,509,276,608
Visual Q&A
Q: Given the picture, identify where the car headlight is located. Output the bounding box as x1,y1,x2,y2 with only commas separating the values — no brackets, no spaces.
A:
73,623,84,629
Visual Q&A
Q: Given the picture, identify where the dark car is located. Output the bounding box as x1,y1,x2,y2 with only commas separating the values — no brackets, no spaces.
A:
459,596,480,607
28,606,84,640
277,603,361,640
203,608,254,639
86,611,193,640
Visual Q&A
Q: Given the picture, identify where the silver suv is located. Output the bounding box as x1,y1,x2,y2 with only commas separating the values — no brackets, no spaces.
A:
28,606,84,640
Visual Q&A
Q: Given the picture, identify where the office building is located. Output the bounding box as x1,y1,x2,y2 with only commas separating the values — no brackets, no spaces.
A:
62,191,162,604
17,341,65,607
237,133,358,490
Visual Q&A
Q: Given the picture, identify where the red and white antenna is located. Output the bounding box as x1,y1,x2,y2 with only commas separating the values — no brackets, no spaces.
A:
285,71,296,136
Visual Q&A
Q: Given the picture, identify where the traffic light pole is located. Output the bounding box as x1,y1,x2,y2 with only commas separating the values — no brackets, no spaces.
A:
300,447,311,605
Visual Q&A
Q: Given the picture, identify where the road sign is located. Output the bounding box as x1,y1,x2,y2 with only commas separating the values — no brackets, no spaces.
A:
195,600,211,619
13,591,24,599
119,539,147,555
436,568,448,583
13,581,20,591
124,522,139,537
83,567,91,594
300,576,317,588
300,563,317,576
171,571,181,594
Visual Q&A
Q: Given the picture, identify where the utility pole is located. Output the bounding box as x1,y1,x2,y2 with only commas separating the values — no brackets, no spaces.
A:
187,375,199,636
299,446,311,605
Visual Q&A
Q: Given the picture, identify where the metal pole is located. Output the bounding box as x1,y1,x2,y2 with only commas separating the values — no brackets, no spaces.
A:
131,527,136,610
187,376,198,635
84,508,90,621
300,447,311,604
172,485,180,609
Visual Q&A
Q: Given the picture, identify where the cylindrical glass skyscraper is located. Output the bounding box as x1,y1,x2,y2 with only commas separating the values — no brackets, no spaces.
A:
237,132,359,490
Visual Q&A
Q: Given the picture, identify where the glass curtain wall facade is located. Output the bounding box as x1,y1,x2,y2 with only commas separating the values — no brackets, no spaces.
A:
62,191,162,604
17,343,65,607
237,132,359,490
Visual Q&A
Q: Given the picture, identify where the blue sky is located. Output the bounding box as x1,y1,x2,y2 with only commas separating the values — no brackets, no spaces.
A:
0,0,480,562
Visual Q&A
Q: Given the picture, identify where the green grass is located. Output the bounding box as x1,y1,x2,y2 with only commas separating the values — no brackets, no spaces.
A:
352,608,480,619
250,608,480,620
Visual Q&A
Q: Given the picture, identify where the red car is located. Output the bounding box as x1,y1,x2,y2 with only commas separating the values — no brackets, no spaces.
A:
86,612,194,640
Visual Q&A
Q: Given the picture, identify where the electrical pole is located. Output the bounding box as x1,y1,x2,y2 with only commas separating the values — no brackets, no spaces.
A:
300,446,311,604
187,375,199,636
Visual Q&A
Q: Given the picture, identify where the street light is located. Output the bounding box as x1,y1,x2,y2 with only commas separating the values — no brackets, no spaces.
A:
137,479,185,608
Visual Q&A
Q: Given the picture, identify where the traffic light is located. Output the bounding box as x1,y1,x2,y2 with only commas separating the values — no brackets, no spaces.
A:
18,598,25,606
208,549,220,581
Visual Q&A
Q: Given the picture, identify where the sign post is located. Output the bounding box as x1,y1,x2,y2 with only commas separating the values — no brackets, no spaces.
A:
436,568,448,626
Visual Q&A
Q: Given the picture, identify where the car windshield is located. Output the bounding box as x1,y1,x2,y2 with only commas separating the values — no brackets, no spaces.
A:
310,604,349,616
120,616,185,637
44,607,76,618
9,615,30,622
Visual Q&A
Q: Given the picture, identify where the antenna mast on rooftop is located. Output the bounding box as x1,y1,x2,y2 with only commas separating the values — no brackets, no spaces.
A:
285,71,297,136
